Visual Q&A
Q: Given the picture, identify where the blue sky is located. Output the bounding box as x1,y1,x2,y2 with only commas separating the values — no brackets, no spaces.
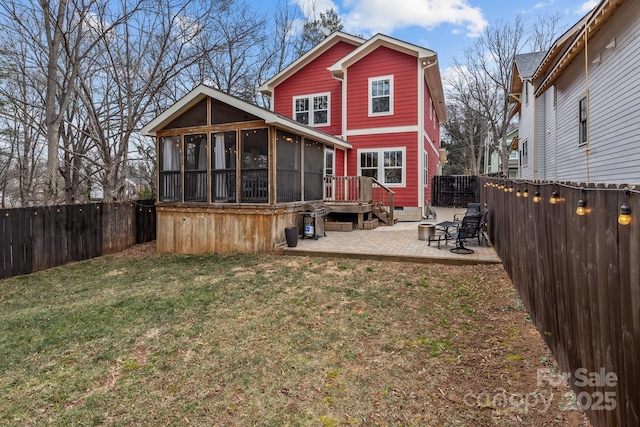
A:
248,0,599,72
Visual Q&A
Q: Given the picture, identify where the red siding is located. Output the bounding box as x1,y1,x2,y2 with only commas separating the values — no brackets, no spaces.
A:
424,137,440,205
346,47,418,130
423,79,440,149
345,132,419,207
335,147,346,177
273,41,357,136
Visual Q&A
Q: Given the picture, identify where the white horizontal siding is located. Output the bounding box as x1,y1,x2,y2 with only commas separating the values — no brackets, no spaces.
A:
544,86,558,180
536,92,546,178
554,0,640,185
519,81,535,179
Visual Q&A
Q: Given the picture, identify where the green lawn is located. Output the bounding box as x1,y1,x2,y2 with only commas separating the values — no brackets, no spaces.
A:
0,245,588,426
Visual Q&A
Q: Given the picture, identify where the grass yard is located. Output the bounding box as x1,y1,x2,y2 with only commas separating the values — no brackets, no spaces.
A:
0,243,590,426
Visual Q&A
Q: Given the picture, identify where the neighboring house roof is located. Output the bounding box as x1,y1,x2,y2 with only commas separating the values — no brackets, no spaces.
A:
140,84,352,150
510,51,547,100
257,31,365,97
535,0,626,95
326,33,447,122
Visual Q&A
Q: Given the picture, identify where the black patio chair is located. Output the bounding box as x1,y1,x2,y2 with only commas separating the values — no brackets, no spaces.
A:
449,213,483,255
453,202,481,221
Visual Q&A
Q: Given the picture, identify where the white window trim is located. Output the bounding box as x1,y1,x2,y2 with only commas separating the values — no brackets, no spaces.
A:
424,151,428,188
357,147,406,187
368,75,394,117
578,94,587,147
292,92,331,127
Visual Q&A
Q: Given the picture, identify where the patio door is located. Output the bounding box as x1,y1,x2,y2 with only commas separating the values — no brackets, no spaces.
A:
324,148,334,200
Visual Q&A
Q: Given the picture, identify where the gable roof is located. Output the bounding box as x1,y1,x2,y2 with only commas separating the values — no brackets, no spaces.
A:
535,0,626,95
515,51,548,80
509,51,548,101
327,33,447,122
257,31,364,97
140,85,352,150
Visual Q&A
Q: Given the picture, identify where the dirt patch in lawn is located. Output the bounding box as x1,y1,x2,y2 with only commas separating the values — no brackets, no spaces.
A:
0,249,592,426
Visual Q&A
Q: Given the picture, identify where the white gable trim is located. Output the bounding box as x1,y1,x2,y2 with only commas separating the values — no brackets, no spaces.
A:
257,32,364,96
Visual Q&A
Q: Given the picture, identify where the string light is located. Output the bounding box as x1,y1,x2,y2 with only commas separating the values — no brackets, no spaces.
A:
533,191,541,203
516,188,521,197
523,188,529,198
549,191,558,204
576,188,586,216
619,187,631,225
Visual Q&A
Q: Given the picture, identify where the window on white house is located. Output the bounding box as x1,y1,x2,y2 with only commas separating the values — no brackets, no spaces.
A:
579,96,587,145
509,150,519,160
294,93,329,126
369,76,393,115
525,82,529,106
358,148,405,186
522,140,529,166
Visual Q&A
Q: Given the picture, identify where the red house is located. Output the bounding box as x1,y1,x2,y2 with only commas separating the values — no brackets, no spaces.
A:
258,32,447,221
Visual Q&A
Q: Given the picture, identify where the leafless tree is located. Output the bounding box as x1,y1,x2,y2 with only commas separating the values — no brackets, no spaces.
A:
447,17,526,174
530,11,564,52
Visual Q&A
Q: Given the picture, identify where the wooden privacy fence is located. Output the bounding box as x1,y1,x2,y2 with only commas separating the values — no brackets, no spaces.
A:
480,177,640,427
432,175,478,207
0,199,156,280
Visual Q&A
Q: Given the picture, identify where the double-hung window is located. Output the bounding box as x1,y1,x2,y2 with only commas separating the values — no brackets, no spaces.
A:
294,93,330,126
579,96,587,145
369,76,393,116
358,147,405,186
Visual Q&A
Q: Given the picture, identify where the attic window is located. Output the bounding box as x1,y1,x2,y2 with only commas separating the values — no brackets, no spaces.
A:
369,76,393,116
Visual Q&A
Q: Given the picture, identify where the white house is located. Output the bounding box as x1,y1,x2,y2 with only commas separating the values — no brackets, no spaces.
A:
510,0,640,185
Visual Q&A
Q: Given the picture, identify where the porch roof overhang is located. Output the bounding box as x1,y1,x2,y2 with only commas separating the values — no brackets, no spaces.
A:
327,33,447,122
140,84,352,151
257,31,365,97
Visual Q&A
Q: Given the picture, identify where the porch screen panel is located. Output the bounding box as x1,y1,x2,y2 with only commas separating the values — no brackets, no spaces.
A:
241,128,269,203
159,136,181,202
184,133,207,202
276,130,301,203
304,140,323,201
212,131,237,203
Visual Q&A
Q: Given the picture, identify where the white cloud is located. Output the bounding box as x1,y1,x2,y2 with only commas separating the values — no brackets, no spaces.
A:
292,0,340,18
575,0,599,14
534,0,555,9
339,0,488,38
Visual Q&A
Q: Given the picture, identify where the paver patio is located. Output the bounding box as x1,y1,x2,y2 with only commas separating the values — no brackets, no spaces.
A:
278,207,502,264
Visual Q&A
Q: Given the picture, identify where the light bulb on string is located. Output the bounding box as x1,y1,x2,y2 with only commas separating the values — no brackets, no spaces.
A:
618,187,632,225
549,191,558,204
533,191,541,203
576,188,586,216
516,188,521,197
523,188,529,198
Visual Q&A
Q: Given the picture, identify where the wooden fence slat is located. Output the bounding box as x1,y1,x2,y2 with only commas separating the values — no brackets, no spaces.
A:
0,210,9,279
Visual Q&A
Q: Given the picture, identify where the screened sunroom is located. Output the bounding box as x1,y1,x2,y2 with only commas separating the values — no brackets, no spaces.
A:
140,85,350,254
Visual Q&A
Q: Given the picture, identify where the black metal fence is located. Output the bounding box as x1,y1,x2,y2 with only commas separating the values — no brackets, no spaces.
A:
0,199,156,280
432,175,479,207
